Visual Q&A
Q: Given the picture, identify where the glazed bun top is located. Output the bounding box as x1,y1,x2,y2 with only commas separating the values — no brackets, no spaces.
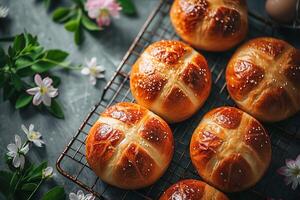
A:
226,37,300,122
170,0,248,51
130,40,212,123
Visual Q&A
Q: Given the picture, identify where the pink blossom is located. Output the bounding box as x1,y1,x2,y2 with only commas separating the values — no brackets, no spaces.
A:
85,0,121,28
277,154,300,190
26,74,58,106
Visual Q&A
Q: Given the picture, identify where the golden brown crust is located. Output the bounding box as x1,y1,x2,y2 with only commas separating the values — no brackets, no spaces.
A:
170,0,248,51
130,40,212,123
86,102,174,189
190,106,271,192
159,179,229,200
226,37,300,122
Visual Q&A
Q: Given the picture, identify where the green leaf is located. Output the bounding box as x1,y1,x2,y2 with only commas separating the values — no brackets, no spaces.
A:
31,60,56,73
11,73,23,90
74,26,82,45
13,34,26,53
15,94,33,109
8,46,15,58
24,33,38,47
52,7,71,22
15,56,34,70
21,183,37,191
17,67,35,77
3,84,16,101
64,19,79,32
117,0,136,15
51,75,61,87
0,171,13,198
9,172,20,194
45,49,68,62
47,99,64,119
0,46,6,67
82,14,101,31
41,186,65,200
26,161,47,182
31,46,45,60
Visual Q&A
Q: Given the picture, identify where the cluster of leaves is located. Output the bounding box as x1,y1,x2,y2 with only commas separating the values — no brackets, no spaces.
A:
0,161,65,200
51,0,136,45
0,33,70,118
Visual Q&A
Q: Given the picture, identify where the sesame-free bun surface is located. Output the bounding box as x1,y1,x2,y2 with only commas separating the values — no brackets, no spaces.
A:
190,107,271,192
170,0,248,51
86,102,174,189
159,179,229,200
226,37,300,122
130,40,212,123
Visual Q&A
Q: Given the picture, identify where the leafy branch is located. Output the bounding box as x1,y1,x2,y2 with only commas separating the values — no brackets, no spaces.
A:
51,0,136,45
0,32,79,118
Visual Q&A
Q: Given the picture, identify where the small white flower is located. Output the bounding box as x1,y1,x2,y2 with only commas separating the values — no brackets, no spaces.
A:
6,135,29,169
81,57,105,85
26,74,58,106
278,154,300,190
42,166,54,179
21,124,44,147
0,6,9,18
69,190,95,200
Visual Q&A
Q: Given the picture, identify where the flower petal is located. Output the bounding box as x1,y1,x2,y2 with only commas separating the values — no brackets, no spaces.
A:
33,92,42,106
277,166,289,176
19,155,25,169
95,65,105,72
77,190,84,199
81,67,90,75
35,131,42,138
95,73,105,79
295,154,300,167
7,143,18,154
286,159,296,169
42,77,53,87
34,74,43,87
43,166,53,178
89,57,97,67
69,193,78,200
42,95,51,107
7,151,16,157
29,124,34,132
291,179,299,190
21,125,29,136
26,87,40,95
85,194,95,200
13,154,21,168
33,140,43,147
89,75,97,85
47,87,58,98
15,135,22,149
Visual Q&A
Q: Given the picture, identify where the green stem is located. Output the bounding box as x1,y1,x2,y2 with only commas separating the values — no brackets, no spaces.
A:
26,179,43,200
41,58,82,70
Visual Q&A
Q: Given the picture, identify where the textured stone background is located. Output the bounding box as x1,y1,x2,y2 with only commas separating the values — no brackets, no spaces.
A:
0,0,158,198
1,0,300,199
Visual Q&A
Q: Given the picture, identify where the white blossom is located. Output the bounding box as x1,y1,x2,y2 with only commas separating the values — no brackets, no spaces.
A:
26,74,58,106
278,154,300,190
69,190,95,200
21,124,44,147
0,6,9,18
42,166,54,179
81,57,105,85
6,135,29,169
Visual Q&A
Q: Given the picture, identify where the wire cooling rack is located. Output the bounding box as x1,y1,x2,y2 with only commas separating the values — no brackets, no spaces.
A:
56,0,300,199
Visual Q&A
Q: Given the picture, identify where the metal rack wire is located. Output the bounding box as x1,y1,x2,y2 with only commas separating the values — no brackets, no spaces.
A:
56,0,300,199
